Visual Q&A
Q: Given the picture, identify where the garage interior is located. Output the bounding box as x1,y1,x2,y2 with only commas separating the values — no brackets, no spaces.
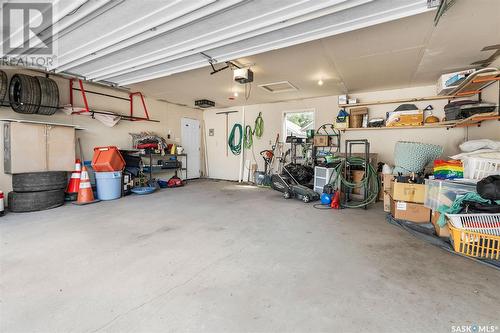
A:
1,0,500,332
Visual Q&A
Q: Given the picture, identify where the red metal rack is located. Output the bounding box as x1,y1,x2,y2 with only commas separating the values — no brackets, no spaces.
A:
69,79,159,122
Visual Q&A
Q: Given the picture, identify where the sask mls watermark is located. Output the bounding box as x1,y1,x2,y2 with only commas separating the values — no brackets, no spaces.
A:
1,1,56,68
451,324,499,333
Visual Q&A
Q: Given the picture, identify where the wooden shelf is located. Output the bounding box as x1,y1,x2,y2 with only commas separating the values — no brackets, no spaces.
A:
339,68,499,109
338,95,458,108
449,69,500,96
340,112,499,132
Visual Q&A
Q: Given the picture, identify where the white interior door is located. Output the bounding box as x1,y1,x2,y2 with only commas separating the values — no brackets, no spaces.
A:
181,117,201,179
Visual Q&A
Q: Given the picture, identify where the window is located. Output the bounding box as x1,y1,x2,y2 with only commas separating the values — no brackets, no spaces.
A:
283,110,314,139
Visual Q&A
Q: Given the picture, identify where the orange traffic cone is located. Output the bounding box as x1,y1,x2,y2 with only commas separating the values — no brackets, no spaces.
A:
66,159,82,194
73,166,100,205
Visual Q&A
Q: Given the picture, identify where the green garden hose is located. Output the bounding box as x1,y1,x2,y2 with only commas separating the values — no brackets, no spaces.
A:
329,157,380,208
244,125,253,149
254,112,264,138
228,123,243,155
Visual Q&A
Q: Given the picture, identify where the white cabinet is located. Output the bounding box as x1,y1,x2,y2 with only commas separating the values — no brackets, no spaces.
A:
4,122,75,173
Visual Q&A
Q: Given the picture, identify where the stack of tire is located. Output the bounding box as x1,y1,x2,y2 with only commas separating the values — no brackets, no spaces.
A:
8,172,67,212
2,71,59,115
0,70,8,106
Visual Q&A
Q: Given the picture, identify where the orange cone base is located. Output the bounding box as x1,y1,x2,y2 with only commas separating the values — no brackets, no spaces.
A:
72,198,101,206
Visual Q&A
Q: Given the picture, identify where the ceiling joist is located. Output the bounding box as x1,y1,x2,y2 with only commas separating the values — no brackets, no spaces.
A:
8,0,433,87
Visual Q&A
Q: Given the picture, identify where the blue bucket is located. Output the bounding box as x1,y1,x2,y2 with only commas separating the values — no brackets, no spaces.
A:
95,171,122,200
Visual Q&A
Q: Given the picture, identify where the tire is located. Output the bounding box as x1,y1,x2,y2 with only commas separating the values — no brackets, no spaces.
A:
36,76,59,115
0,70,7,104
283,191,291,199
302,195,310,203
9,74,41,114
8,189,65,212
12,172,67,192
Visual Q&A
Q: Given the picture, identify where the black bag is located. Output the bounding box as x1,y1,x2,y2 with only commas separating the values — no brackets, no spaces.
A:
477,175,500,201
461,200,500,214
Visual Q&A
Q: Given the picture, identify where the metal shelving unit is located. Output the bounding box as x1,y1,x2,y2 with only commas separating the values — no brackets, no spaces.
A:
140,152,188,182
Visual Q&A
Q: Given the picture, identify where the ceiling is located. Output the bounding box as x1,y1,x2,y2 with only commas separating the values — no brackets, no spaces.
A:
6,0,500,108
130,0,500,107
9,0,433,80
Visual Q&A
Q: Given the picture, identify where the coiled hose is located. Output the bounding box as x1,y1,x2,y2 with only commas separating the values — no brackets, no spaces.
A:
254,112,264,138
329,157,380,208
244,125,253,149
228,123,243,155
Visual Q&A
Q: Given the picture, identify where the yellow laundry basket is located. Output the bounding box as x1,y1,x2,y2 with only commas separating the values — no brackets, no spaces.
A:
448,224,500,260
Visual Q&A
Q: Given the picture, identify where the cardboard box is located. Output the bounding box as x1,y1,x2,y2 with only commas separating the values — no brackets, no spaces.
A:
390,197,431,223
379,174,393,200
383,174,394,190
338,94,348,105
431,211,450,238
383,192,391,212
351,170,365,195
313,135,329,147
350,107,368,116
390,180,426,204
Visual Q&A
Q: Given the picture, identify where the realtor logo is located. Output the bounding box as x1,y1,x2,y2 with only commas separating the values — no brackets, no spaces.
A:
1,2,56,68
2,2,53,55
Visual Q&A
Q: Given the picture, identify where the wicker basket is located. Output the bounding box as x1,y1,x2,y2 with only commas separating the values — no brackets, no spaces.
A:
349,114,363,128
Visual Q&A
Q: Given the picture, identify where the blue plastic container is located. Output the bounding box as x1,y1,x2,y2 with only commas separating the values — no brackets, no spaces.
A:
95,171,122,200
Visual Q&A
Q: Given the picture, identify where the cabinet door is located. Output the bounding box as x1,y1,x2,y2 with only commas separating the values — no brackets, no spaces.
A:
7,122,48,173
46,125,75,171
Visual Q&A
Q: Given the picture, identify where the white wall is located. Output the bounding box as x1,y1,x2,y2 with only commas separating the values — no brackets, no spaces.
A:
0,67,203,193
204,84,500,181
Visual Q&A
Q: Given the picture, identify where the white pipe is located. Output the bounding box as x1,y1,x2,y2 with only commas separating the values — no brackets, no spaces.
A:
239,106,245,182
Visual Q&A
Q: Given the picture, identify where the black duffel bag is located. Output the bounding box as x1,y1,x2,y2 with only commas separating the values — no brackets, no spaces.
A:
477,175,500,201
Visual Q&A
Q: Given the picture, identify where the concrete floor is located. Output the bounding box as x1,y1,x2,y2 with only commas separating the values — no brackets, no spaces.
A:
1,179,499,333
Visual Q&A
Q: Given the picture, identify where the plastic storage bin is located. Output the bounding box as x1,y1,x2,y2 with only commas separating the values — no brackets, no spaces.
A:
95,171,122,200
462,157,500,180
92,146,125,172
424,179,476,211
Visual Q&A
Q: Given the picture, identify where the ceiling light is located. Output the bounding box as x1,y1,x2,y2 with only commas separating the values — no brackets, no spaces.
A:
317,79,324,86
233,91,239,97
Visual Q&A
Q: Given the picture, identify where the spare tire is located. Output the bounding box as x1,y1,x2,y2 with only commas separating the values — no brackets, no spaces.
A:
8,189,65,212
0,70,7,104
36,76,59,115
9,73,41,114
12,172,67,192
